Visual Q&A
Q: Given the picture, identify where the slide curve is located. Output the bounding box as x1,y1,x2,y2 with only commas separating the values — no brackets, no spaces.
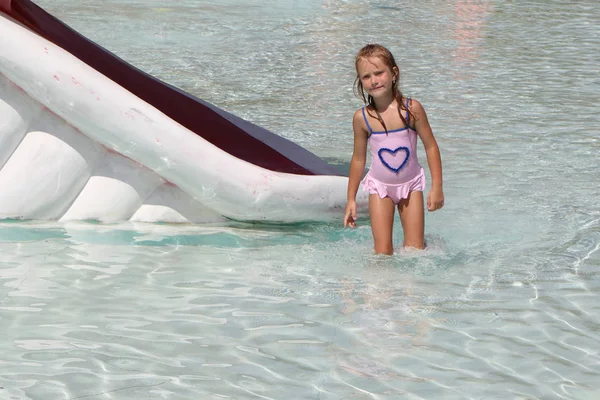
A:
0,0,366,223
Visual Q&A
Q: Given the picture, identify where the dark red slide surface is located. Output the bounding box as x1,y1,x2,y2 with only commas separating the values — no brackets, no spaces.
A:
0,0,342,176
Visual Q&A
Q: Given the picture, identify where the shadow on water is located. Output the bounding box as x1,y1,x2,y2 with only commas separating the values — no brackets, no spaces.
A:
0,221,70,242
0,219,460,269
0,218,465,280
0,217,371,248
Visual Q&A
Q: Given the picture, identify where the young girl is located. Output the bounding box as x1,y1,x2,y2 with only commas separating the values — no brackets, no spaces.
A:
344,44,444,254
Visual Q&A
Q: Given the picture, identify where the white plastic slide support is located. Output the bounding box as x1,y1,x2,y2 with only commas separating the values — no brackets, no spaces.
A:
0,74,41,170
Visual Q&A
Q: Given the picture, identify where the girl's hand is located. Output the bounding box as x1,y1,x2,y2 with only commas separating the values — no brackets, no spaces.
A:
344,201,357,228
427,186,444,212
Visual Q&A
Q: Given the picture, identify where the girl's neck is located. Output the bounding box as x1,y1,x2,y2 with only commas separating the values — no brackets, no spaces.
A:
372,93,397,113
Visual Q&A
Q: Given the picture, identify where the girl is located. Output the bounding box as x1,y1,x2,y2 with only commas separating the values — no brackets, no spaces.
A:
344,44,444,254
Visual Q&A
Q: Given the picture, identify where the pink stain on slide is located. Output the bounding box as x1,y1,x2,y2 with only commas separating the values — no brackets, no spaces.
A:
53,74,60,81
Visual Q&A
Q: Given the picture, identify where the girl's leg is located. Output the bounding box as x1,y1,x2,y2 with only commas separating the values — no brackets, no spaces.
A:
369,194,396,255
397,191,425,249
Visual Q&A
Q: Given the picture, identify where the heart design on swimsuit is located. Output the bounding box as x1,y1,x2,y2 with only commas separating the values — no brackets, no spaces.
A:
378,146,410,173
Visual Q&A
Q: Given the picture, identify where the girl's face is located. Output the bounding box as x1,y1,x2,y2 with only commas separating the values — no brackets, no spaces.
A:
357,56,398,100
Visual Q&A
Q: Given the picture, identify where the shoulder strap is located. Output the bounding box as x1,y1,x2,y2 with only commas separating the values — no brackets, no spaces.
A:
361,107,373,134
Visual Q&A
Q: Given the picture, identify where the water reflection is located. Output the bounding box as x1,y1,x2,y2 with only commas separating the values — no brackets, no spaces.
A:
329,256,439,392
451,0,492,78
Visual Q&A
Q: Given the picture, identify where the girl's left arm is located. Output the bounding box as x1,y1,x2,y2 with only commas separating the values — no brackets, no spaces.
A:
412,99,444,211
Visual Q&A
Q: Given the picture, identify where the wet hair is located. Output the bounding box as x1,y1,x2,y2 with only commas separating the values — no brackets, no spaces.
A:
354,44,413,134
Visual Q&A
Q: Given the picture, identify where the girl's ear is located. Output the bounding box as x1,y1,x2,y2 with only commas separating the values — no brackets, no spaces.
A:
392,66,399,81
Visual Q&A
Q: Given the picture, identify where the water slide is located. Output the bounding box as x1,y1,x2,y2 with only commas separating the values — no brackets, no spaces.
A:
0,0,365,223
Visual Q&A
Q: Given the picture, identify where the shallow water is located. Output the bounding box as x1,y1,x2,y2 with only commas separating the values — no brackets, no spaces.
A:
1,0,600,399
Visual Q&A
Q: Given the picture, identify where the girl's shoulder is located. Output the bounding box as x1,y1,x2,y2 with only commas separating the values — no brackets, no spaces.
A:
405,97,426,113
353,107,367,124
352,107,371,136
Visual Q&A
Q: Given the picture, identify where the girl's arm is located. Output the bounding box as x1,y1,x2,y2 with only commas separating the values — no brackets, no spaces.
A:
412,99,444,211
344,110,369,227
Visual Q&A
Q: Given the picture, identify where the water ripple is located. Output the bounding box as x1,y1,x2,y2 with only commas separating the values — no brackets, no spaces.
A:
1,0,599,398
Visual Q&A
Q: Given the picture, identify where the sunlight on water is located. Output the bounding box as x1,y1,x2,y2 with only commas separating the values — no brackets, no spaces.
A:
1,0,600,398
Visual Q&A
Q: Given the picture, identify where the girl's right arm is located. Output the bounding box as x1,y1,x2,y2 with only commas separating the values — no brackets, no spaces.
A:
344,110,369,228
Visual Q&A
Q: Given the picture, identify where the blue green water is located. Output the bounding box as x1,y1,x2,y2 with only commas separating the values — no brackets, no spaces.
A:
1,0,599,399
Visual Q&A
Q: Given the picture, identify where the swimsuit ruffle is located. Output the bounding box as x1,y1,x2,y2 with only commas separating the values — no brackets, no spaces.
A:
361,168,426,203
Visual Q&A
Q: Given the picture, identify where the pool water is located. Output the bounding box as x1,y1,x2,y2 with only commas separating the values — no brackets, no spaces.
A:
1,0,599,398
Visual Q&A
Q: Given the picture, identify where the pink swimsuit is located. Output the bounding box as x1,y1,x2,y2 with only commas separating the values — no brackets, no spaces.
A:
361,98,426,204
